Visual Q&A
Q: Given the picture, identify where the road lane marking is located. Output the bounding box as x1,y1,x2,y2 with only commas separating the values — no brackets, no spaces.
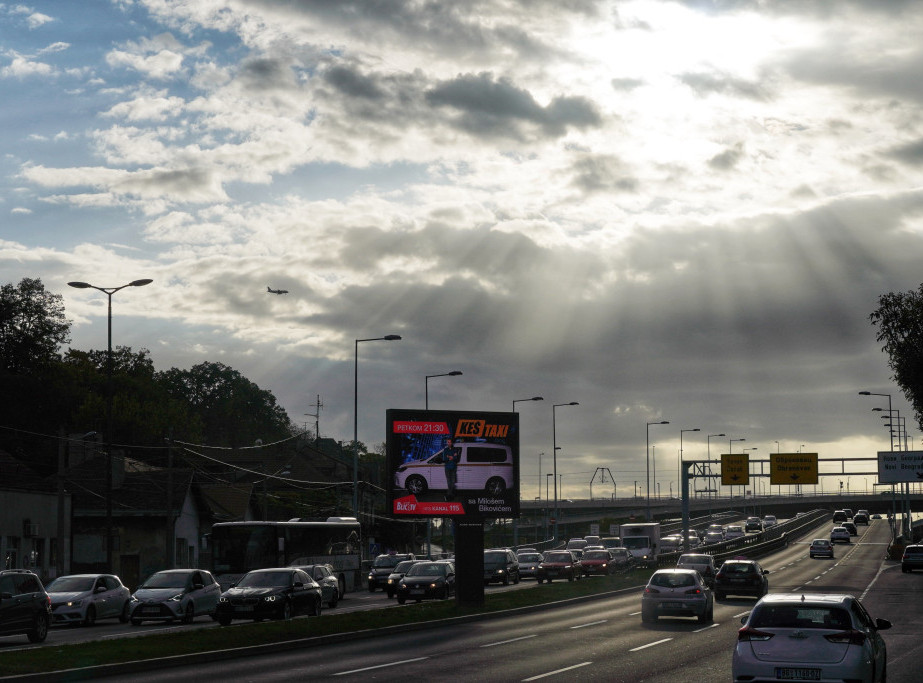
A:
733,611,750,618
570,620,607,629
523,662,593,680
333,657,429,675
630,637,673,651
481,635,537,648
693,623,720,633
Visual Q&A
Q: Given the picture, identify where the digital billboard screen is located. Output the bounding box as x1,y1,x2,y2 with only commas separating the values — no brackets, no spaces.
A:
386,409,520,519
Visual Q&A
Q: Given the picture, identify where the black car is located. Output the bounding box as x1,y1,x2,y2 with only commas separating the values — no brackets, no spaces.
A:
0,569,51,643
744,517,763,533
396,561,456,603
385,559,420,598
714,559,768,600
216,568,322,624
368,553,415,592
483,549,520,585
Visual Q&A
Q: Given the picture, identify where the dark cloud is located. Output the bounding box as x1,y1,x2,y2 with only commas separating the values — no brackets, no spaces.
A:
569,153,639,193
238,57,297,91
677,71,772,101
425,72,601,140
708,142,745,170
322,65,385,100
887,137,923,166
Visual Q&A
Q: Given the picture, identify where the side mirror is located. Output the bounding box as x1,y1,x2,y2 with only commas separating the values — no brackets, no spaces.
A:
95,585,107,593
293,581,303,588
192,582,204,590
875,618,892,631
762,569,769,575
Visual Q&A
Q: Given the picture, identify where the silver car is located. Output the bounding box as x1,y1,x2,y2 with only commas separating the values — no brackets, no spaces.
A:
641,568,713,623
516,552,543,579
733,593,890,683
46,574,131,626
129,569,221,625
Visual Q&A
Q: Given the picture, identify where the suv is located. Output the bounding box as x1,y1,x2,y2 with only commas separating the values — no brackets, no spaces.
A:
902,545,923,573
484,548,520,585
744,517,763,532
0,569,52,643
368,553,415,592
832,509,848,523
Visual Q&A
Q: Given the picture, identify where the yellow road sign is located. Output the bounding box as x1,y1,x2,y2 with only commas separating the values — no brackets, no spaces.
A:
770,453,818,485
721,453,749,485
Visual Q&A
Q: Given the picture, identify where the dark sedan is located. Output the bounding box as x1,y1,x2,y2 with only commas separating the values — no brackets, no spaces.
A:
396,561,455,603
537,551,581,583
714,559,768,600
216,568,322,624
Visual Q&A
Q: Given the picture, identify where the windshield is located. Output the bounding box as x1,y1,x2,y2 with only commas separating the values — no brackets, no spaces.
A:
544,552,572,562
622,537,651,550
140,573,189,589
678,555,707,564
373,555,402,568
583,551,609,560
518,553,542,562
751,605,851,629
407,563,447,577
394,561,416,572
47,576,95,592
484,552,507,563
237,571,293,588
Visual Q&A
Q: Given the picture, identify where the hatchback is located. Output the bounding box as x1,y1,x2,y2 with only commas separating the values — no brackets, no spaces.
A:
809,538,834,559
830,526,851,544
733,593,890,683
641,568,713,623
580,549,615,576
843,521,858,536
129,569,221,625
46,573,131,626
853,511,870,525
675,553,717,588
384,559,420,597
901,544,923,573
537,550,581,583
396,561,455,603
216,568,322,624
762,515,778,528
517,552,543,579
714,559,769,600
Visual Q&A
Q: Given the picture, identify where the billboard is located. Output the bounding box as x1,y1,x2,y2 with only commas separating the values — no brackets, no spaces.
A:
386,409,520,519
770,453,819,485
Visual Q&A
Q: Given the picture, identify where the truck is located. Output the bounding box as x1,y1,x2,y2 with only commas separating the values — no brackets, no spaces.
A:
618,522,661,567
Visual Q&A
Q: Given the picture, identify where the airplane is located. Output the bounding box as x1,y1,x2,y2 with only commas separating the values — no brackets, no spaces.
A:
267,286,289,295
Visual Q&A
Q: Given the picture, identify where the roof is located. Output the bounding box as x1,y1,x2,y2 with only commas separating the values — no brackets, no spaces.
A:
758,593,852,605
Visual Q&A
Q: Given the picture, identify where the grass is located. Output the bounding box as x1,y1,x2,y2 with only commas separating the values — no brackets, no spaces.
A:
0,571,645,677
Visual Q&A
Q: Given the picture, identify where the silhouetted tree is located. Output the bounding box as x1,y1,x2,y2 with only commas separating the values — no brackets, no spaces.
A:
870,283,923,430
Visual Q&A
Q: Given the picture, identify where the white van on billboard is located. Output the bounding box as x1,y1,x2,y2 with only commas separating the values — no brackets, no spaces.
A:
394,441,513,496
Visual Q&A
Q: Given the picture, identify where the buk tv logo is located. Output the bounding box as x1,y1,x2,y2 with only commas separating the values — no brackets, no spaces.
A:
455,419,509,438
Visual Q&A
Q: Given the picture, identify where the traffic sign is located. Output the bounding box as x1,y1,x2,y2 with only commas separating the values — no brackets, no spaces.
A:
770,453,818,485
721,453,749,485
878,450,923,483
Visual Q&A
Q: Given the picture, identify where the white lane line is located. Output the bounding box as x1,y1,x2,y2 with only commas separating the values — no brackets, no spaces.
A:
333,657,429,675
628,610,642,615
693,623,720,633
629,637,673,651
733,611,751,619
522,661,593,681
481,635,538,648
570,620,607,629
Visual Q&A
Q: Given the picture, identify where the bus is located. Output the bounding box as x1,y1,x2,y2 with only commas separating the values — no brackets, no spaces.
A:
210,517,361,593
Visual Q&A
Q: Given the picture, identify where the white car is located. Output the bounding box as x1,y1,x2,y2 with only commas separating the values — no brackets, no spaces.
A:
394,441,513,496
762,515,778,528
724,525,745,540
129,569,221,625
831,526,852,544
703,531,724,545
733,593,890,683
46,574,131,626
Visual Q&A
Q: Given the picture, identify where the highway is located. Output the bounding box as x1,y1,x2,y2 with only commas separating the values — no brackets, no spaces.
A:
73,517,923,682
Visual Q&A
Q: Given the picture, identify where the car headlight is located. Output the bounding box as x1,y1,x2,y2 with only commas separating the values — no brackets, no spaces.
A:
168,593,184,602
368,573,374,579
497,569,504,574
263,595,278,602
387,579,394,585
65,599,85,607
219,596,228,603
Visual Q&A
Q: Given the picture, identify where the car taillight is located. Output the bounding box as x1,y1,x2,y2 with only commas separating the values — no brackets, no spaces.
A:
644,587,660,594
738,626,775,642
684,588,703,595
824,630,866,645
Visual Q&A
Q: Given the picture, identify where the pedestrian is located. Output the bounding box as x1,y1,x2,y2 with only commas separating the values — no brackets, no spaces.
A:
444,437,460,500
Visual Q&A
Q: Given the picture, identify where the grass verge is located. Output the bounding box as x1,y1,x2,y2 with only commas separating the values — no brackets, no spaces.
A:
0,571,645,677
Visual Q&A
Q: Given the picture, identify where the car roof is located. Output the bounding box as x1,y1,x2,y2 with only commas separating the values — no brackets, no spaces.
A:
652,568,698,576
757,593,852,606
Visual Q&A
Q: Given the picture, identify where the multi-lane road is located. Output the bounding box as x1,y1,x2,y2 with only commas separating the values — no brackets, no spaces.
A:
14,517,916,682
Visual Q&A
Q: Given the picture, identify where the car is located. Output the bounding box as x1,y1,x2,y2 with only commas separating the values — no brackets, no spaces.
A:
832,509,848,523
484,548,520,585
516,552,543,579
565,538,588,551
583,535,600,546
537,550,582,583
45,573,131,626
809,538,834,559
724,525,745,540
607,547,634,570
732,593,890,683
744,517,763,532
393,441,513,496
291,564,341,607
383,559,420,597
705,524,726,538
600,536,622,552
714,559,769,600
396,561,456,603
659,534,683,553
641,568,713,623
580,549,616,576
762,515,778,528
129,569,221,625
368,553,415,592
675,553,717,588
684,533,701,549
843,521,858,536
872,513,882,519
703,531,724,545
830,526,851,544
853,511,870,525
0,569,51,643
901,544,923,572
216,568,321,624
843,508,854,519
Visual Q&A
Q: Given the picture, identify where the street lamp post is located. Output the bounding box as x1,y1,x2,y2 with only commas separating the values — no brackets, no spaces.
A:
426,371,462,409
353,335,401,519
646,420,669,519
679,428,700,497
512,396,544,411
552,402,578,540
68,278,152,569
861,391,904,536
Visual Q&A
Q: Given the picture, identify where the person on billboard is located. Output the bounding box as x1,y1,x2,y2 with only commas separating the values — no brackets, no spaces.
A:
444,437,460,500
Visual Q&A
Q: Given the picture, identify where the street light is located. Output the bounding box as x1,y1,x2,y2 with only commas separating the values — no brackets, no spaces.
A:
646,420,669,518
512,396,543,411
425,370,462,409
552,402,578,540
67,278,152,569
354,335,401,518
679,428,700,495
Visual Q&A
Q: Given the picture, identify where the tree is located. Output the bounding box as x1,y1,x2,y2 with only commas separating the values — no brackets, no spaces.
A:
869,284,923,431
0,278,71,374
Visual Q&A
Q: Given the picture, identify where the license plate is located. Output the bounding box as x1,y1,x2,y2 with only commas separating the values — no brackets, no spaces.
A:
236,605,254,612
410,589,425,595
776,668,820,680
143,607,160,614
662,602,683,609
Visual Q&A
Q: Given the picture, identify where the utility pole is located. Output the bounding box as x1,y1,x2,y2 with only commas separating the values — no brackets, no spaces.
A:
304,394,323,444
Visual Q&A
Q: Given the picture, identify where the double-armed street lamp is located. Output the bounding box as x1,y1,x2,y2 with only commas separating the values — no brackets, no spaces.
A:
68,278,152,569
552,402,578,540
425,371,462,409
354,335,401,518
646,420,669,518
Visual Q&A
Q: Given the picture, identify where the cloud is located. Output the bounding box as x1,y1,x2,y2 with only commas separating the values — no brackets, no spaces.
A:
708,142,745,170
887,138,923,166
677,70,772,101
0,54,54,79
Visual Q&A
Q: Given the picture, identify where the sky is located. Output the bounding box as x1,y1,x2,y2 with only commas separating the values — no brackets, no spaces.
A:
3,0,923,503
